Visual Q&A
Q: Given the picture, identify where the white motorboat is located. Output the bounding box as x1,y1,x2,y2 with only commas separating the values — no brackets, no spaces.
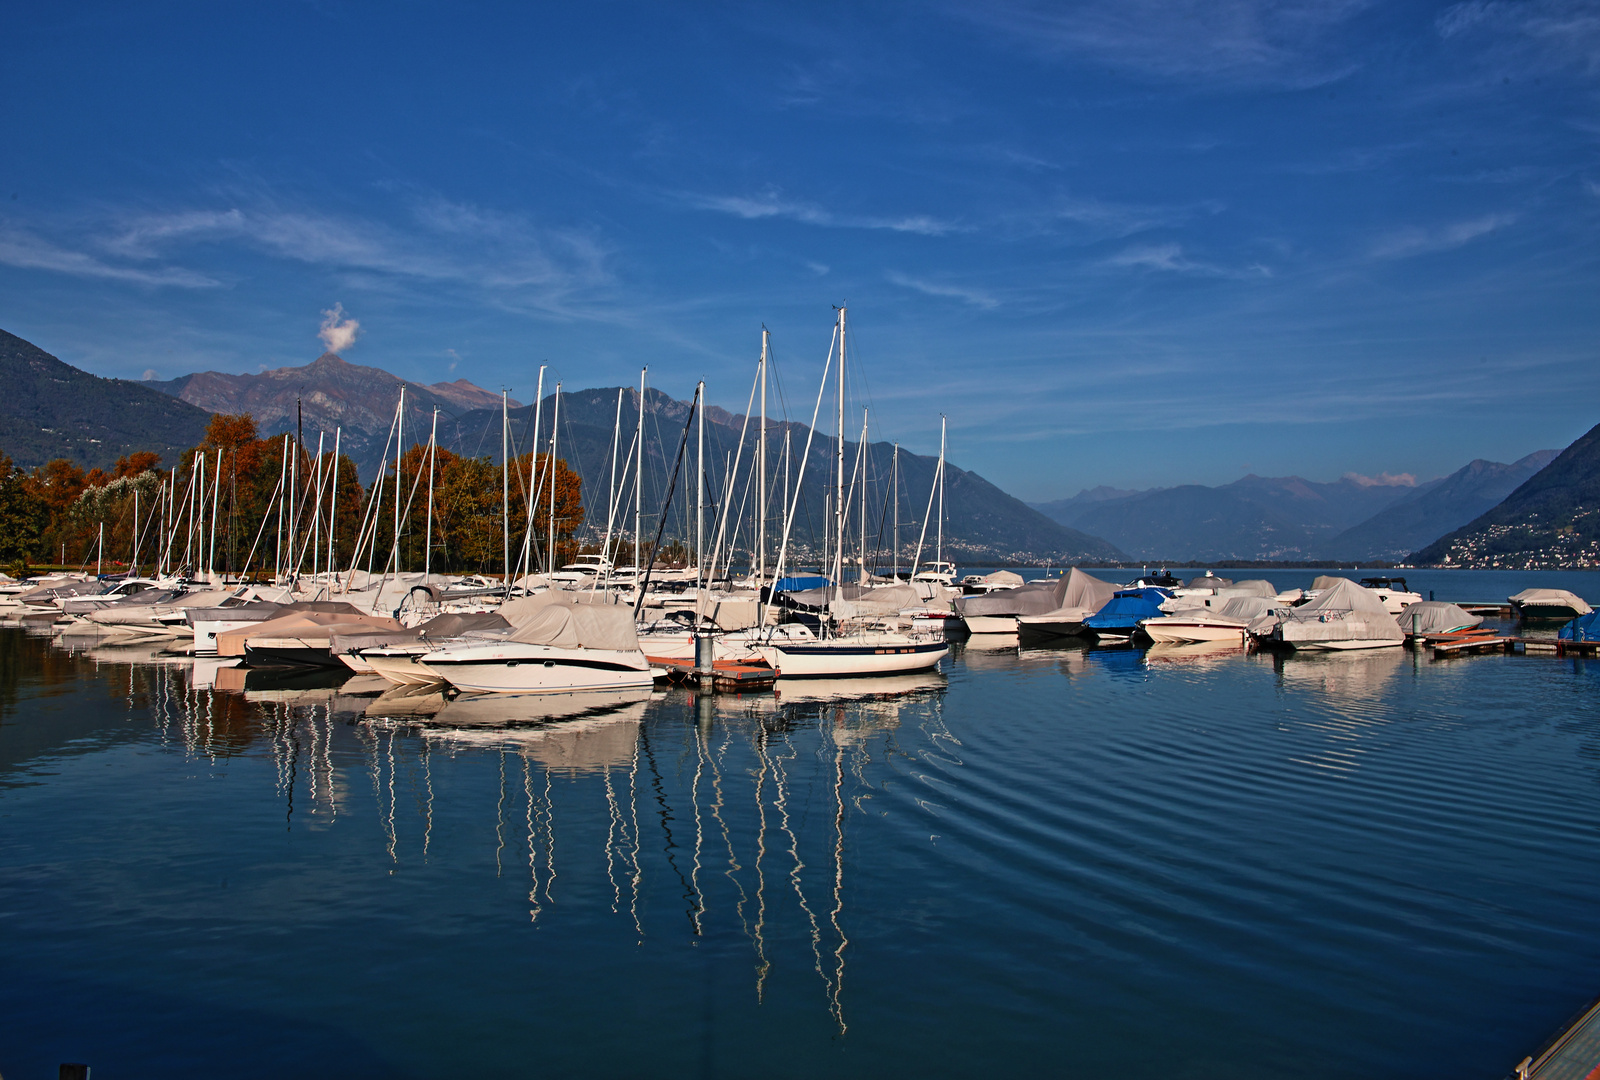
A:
421,596,653,694
1142,595,1278,645
1269,578,1404,651
755,632,948,678
1357,576,1424,615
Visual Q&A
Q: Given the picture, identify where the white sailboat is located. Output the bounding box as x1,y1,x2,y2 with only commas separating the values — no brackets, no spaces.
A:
754,307,947,679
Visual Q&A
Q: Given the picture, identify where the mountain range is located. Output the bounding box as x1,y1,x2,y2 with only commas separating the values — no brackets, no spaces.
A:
151,353,517,466
1410,422,1600,569
450,387,1122,565
0,329,212,471
1032,453,1557,563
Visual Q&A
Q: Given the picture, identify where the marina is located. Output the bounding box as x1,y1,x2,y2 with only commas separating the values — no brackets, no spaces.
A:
4,567,1600,1078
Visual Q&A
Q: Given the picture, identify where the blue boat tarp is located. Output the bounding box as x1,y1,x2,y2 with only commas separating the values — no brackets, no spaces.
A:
773,575,831,593
1084,588,1172,634
1560,612,1600,641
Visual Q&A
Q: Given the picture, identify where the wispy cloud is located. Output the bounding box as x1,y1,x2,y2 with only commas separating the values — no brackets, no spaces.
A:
679,188,960,236
0,222,222,287
886,271,999,309
1104,242,1271,277
1369,212,1517,259
956,0,1370,87
1437,0,1600,76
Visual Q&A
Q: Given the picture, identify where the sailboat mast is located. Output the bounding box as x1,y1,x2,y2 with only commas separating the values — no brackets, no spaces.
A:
329,427,341,577
603,388,622,577
549,384,560,574
501,389,511,593
834,307,847,598
425,409,438,579
527,366,546,573
860,409,868,582
209,447,222,581
892,443,899,579
937,414,946,570
396,386,406,580
636,367,645,575
759,328,768,586
696,379,705,590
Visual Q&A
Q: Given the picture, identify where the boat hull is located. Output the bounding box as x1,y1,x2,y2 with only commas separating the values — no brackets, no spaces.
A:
1285,638,1403,651
1141,620,1247,645
363,649,444,687
963,615,1018,634
244,640,341,668
756,639,948,678
422,643,653,694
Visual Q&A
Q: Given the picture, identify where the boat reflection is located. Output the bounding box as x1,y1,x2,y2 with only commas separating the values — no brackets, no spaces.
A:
1144,640,1244,666
1273,647,1406,699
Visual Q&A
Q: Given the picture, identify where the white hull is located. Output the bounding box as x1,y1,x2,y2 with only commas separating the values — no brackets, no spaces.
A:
1289,638,1403,651
756,637,948,678
637,624,815,663
1141,620,1247,645
962,615,1018,634
421,642,653,694
363,649,444,686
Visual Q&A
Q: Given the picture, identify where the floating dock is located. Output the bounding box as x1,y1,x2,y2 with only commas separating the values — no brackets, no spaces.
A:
649,657,777,693
1513,993,1600,1079
1417,630,1599,659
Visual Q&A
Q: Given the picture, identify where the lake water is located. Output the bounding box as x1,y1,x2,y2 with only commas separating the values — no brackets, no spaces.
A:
4,569,1600,1079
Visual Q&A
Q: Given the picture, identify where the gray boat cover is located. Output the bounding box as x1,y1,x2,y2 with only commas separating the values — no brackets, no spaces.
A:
1393,601,1482,634
1222,579,1278,599
956,578,1066,617
1311,575,1352,592
830,583,923,619
330,612,511,654
696,589,763,630
508,595,641,652
1218,595,1278,621
1277,578,1403,646
981,570,1025,588
1509,588,1592,615
1183,575,1234,590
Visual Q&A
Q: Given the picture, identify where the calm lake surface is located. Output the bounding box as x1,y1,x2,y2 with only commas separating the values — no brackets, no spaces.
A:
4,569,1600,1079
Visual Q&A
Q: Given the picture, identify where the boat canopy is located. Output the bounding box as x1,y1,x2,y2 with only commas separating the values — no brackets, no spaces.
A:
1220,579,1278,599
1182,575,1234,590
956,578,1068,618
1310,575,1352,592
507,595,640,652
1217,595,1278,621
1510,588,1593,615
1393,601,1481,635
1560,612,1600,641
1060,568,1118,611
774,575,831,593
981,570,1025,588
1277,578,1403,646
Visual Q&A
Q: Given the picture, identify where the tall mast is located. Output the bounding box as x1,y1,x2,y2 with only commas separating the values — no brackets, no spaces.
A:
937,414,946,569
500,388,509,594
209,447,222,581
635,367,645,575
425,409,438,579
834,307,846,602
548,384,561,574
396,386,406,580
329,427,341,577
892,443,899,579
696,379,705,589
860,409,868,582
309,433,324,582
527,366,546,573
759,328,768,586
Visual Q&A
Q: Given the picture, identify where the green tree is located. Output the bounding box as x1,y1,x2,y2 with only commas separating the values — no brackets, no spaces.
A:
0,454,46,564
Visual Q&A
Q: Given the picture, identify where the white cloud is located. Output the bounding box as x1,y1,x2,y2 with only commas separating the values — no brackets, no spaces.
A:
680,189,959,236
959,0,1369,87
0,224,221,287
1438,0,1600,75
1343,470,1417,487
1103,242,1270,278
886,271,1000,309
317,303,360,354
1369,213,1517,259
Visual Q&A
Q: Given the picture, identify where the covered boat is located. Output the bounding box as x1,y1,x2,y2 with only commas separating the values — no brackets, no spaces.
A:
1142,595,1278,645
1393,601,1482,637
345,611,511,684
1016,569,1120,640
1559,612,1600,642
421,595,652,693
957,575,1071,634
1509,588,1593,620
1269,578,1403,651
1082,587,1172,641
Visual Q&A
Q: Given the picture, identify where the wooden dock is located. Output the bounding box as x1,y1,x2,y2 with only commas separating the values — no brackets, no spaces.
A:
1513,993,1600,1079
1418,629,1598,659
649,656,777,693
1459,601,1516,618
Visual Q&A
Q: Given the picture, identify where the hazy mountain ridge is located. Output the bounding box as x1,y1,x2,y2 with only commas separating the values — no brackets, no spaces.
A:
455,387,1125,565
1032,473,1430,561
151,353,516,466
0,328,213,470
1410,425,1600,569
1325,450,1559,561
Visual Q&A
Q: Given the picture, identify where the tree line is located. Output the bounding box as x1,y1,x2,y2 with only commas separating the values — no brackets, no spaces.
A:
0,413,583,577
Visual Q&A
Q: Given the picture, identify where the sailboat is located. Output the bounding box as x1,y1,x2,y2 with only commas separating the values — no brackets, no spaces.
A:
754,307,948,679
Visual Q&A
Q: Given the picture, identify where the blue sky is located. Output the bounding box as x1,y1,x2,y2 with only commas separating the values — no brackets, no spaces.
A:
3,1,1598,500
